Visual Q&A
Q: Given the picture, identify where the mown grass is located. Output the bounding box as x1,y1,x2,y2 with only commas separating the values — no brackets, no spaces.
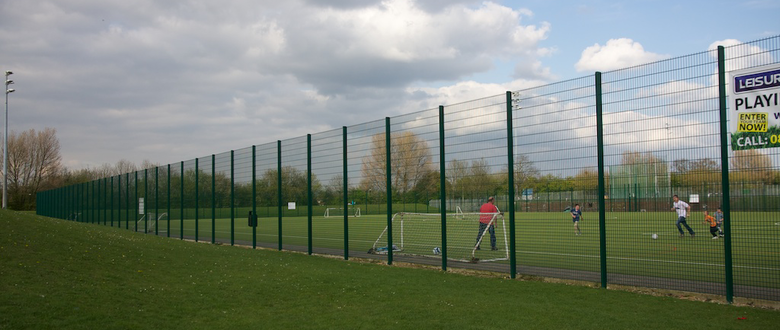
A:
2,210,779,329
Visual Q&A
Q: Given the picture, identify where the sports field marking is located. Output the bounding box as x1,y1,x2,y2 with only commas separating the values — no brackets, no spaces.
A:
516,250,780,272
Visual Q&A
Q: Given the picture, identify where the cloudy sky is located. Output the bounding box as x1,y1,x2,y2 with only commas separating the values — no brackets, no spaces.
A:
0,0,777,170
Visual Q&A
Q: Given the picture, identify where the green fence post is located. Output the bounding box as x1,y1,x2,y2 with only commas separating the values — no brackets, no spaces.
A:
277,141,282,251
717,45,734,304
385,117,393,265
167,164,171,237
195,158,199,242
439,105,448,271
180,161,184,240
125,173,129,230
343,126,349,260
212,154,216,244
231,150,235,246
252,146,257,249
506,92,517,278
95,179,101,225
144,169,148,232
111,176,115,227
595,72,608,289
307,134,313,255
134,172,138,231
155,167,159,235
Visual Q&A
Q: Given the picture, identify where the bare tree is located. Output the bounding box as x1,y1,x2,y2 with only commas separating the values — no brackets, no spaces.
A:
731,149,773,183
3,128,63,209
361,131,432,193
514,154,539,192
446,159,468,199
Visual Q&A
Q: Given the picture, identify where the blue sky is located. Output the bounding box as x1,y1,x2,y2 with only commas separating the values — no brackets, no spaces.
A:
0,0,777,170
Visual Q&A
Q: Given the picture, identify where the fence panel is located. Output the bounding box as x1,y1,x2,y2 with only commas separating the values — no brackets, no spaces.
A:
346,119,388,258
311,129,345,256
255,142,280,248
512,77,601,281
601,49,726,294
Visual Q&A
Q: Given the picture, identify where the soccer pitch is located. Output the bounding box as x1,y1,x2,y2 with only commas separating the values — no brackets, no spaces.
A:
118,210,780,296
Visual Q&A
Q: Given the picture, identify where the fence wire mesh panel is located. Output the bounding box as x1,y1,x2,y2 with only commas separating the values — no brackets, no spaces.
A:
35,36,780,302
169,164,182,239
311,129,345,256
255,142,280,247
512,77,600,281
723,36,780,301
279,136,309,253
601,49,726,294
156,165,170,236
232,147,254,246
441,96,510,270
346,119,388,258
213,151,232,244
197,156,214,241
386,108,442,266
182,160,196,239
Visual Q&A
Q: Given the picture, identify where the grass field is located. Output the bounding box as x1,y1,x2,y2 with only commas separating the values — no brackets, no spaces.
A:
3,210,780,329
74,209,780,298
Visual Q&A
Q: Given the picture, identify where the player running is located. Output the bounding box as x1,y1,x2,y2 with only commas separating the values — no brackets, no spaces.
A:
702,210,720,240
571,203,582,235
672,195,695,238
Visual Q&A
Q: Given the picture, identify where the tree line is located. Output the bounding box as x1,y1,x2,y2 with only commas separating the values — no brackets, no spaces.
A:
8,129,780,210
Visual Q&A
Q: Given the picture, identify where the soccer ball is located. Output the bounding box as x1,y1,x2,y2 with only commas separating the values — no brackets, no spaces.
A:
651,234,658,240
433,247,441,255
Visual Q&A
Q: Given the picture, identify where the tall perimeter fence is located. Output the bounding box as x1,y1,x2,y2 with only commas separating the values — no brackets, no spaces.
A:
38,37,780,303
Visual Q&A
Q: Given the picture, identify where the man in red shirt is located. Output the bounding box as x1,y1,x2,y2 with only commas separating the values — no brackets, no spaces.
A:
476,197,501,251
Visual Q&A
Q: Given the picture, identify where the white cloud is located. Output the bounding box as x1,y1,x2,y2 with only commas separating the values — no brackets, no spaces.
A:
0,0,554,170
575,38,669,72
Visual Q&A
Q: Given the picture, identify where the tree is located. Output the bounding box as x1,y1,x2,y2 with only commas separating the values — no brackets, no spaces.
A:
731,149,773,184
514,154,539,193
3,128,63,210
446,159,469,199
361,131,432,193
671,158,720,186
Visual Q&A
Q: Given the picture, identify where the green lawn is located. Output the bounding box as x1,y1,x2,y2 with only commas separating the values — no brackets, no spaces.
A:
75,210,780,294
2,210,779,329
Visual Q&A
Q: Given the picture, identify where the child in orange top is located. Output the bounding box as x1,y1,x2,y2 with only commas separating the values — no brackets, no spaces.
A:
702,210,719,240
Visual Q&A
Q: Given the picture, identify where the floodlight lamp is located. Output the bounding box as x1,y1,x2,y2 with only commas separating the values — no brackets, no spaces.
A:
5,80,12,85
4,71,12,76
6,89,14,94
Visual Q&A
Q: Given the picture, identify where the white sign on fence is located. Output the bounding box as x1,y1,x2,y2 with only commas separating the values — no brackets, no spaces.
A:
138,198,145,214
728,63,780,150
288,202,296,210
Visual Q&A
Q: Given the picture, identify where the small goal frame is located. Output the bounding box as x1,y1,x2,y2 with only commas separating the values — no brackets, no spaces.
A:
370,211,509,263
323,207,361,218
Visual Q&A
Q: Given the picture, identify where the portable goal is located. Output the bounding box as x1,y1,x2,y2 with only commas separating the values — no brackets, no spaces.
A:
370,212,508,263
136,212,168,233
323,207,361,218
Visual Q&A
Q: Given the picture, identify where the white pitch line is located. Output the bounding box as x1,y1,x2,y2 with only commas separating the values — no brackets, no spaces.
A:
515,250,780,271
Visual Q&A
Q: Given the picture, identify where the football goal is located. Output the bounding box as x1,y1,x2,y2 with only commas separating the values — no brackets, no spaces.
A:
136,212,168,233
370,211,508,263
323,207,361,218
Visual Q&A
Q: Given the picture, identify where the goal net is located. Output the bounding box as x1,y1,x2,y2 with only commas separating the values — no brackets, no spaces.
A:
137,212,168,233
370,212,508,263
324,207,361,218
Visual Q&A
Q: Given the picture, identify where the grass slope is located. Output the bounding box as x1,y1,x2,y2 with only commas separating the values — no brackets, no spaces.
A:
2,210,778,329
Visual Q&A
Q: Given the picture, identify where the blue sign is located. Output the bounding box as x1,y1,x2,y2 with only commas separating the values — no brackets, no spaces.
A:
734,68,780,94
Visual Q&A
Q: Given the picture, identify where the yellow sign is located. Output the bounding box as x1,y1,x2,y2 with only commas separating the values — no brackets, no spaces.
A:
737,112,768,132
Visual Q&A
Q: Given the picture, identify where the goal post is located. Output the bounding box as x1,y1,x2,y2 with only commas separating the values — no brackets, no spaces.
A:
369,212,509,263
136,212,168,233
324,207,361,218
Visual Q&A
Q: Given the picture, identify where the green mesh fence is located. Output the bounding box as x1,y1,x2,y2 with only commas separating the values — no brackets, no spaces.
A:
37,36,780,302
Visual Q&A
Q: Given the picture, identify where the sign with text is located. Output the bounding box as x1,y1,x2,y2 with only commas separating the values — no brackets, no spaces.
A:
728,63,780,150
138,198,145,215
288,202,296,210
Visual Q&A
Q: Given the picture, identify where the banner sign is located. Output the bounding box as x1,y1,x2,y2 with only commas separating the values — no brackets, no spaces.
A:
728,63,780,150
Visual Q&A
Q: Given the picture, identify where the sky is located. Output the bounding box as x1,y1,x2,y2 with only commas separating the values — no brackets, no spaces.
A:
0,0,778,171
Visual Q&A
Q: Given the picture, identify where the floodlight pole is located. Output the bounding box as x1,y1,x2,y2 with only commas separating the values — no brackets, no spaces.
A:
3,71,14,210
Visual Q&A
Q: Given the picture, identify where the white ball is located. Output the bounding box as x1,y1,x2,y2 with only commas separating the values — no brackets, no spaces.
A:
433,247,441,255
651,234,658,240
